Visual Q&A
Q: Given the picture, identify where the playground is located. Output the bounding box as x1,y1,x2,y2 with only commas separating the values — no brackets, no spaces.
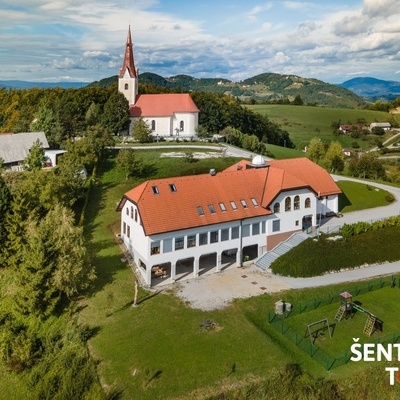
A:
269,278,400,370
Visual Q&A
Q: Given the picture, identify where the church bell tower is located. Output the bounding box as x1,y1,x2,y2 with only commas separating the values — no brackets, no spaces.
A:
118,26,138,105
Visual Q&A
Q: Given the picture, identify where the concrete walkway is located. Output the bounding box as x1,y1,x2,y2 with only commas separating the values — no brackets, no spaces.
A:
175,177,400,310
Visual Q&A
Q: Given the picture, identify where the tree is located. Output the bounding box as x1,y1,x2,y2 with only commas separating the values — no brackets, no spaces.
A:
307,137,325,163
131,118,153,143
292,94,304,105
30,102,58,147
0,176,12,263
14,205,95,316
116,149,143,179
23,139,46,171
323,141,344,173
221,126,243,147
101,91,131,134
242,134,260,152
195,124,211,140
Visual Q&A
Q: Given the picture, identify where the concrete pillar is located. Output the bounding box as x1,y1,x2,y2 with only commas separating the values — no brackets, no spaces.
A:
236,249,241,267
216,252,222,272
171,261,176,282
146,264,152,286
193,257,199,277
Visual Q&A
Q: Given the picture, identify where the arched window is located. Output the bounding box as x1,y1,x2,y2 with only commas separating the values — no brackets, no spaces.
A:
180,120,184,131
151,120,156,131
294,195,300,210
130,206,133,219
124,83,129,90
134,209,138,222
273,202,280,213
305,197,311,208
285,197,291,211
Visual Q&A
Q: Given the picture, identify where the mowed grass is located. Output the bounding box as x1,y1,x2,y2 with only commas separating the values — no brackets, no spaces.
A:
285,286,400,358
337,180,393,212
78,148,400,399
247,104,400,149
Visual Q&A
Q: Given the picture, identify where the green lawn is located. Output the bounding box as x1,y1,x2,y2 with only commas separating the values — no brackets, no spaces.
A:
274,285,400,366
337,180,393,212
76,149,400,399
247,104,400,150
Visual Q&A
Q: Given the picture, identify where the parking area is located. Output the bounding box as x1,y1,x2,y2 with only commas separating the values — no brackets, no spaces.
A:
172,263,290,310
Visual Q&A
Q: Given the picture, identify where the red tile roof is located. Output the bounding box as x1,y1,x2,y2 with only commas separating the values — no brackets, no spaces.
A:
129,94,199,118
118,158,341,235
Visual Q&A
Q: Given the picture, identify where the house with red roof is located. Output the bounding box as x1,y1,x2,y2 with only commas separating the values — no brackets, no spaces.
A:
118,27,199,138
117,156,341,286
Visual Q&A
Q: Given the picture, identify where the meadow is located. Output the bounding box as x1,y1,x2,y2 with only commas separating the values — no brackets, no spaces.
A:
75,149,400,399
247,104,400,150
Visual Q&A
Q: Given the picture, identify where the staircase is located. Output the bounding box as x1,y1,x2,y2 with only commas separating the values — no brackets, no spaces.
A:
364,315,376,336
256,231,309,271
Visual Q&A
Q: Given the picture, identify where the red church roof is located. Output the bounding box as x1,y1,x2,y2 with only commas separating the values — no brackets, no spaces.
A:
117,157,341,236
119,25,137,79
129,94,199,118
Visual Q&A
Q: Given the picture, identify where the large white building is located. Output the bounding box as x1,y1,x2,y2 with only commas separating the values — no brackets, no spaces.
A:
118,26,199,138
117,156,341,286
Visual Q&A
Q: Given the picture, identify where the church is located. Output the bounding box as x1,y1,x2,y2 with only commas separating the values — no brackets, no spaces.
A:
118,26,199,138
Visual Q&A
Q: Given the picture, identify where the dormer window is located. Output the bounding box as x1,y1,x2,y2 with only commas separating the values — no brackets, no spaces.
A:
219,202,227,212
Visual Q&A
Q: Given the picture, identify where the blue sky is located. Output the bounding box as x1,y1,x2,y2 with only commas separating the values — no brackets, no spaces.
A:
1,0,399,84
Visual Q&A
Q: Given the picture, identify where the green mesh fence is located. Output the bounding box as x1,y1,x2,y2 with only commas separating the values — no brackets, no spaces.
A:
267,275,400,370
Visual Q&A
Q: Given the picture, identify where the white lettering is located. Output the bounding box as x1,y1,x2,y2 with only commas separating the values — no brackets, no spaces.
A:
350,339,362,362
376,343,391,361
364,343,375,362
386,367,399,385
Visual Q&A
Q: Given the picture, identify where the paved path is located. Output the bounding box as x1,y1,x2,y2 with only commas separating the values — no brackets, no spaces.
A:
175,176,400,310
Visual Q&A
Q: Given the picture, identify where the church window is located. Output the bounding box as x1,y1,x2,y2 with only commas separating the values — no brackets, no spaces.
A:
180,120,184,131
294,195,300,210
285,197,291,211
273,202,280,213
151,120,156,131
305,197,311,208
124,83,129,90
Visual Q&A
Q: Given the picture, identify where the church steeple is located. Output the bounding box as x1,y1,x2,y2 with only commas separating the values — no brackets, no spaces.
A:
119,25,137,78
118,26,138,105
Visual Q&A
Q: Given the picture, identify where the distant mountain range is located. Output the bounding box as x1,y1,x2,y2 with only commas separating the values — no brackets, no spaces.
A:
2,74,400,106
339,77,400,101
0,80,87,90
90,72,366,108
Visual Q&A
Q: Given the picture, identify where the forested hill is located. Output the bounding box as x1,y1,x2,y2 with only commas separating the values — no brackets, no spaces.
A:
89,72,366,108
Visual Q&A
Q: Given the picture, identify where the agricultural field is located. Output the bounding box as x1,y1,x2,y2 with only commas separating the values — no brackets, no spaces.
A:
247,104,400,150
